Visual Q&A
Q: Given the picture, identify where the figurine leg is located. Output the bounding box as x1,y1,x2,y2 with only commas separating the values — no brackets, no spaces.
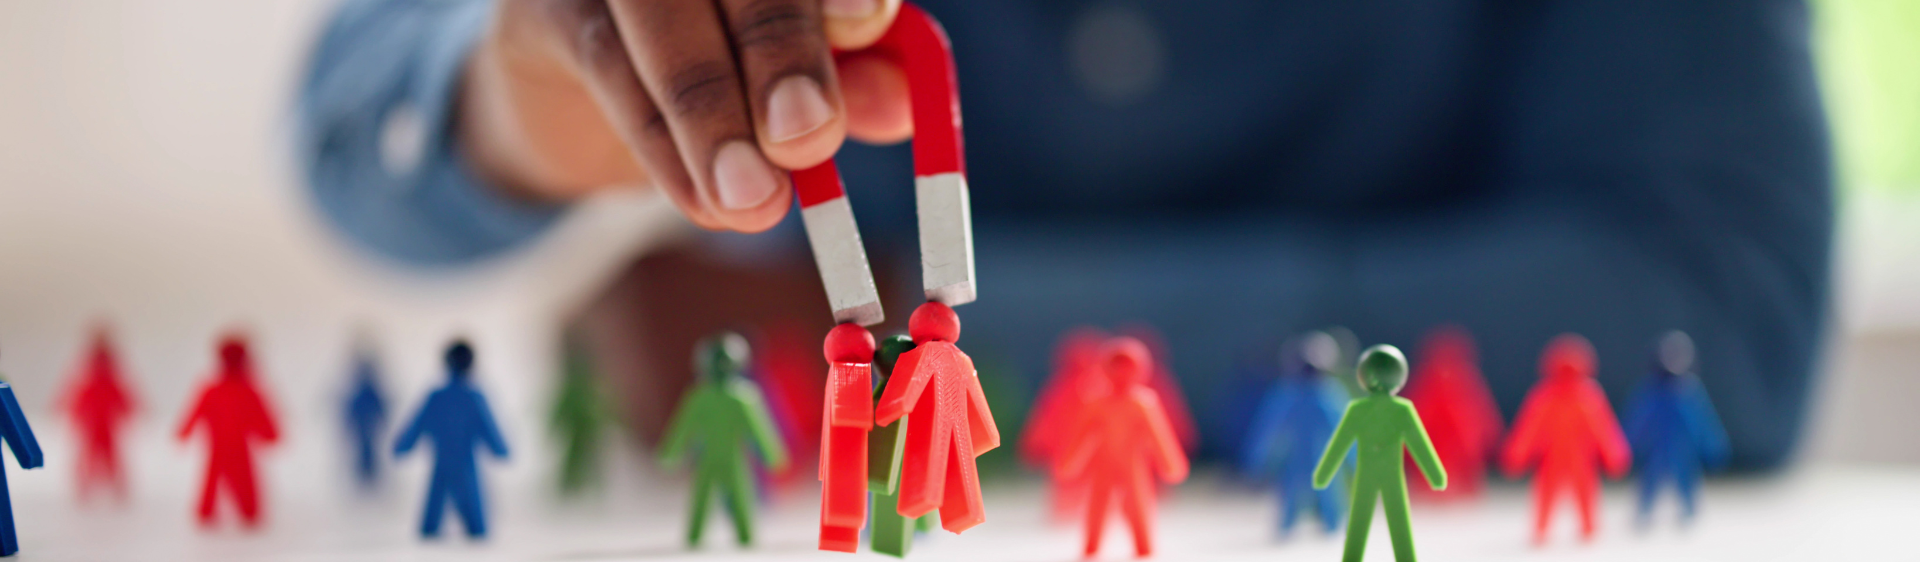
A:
872,492,913,557
896,397,949,519
1575,478,1599,540
1677,464,1701,520
1120,478,1155,557
420,476,450,538
936,426,986,533
1636,466,1662,523
1316,483,1346,533
196,466,221,524
231,464,261,527
1341,487,1377,562
1381,483,1417,562
0,471,17,557
1278,485,1300,534
1083,481,1111,558
453,476,487,538
722,462,756,546
685,474,713,546
1530,478,1559,543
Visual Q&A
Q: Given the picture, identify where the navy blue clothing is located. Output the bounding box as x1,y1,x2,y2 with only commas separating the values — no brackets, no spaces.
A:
299,0,1831,468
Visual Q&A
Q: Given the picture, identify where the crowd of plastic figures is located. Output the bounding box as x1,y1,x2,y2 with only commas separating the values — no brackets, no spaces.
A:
6,317,1728,561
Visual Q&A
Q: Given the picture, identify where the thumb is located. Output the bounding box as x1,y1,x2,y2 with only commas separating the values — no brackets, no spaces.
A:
822,0,903,50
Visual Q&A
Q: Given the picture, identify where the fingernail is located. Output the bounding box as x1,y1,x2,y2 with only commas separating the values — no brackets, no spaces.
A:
713,141,780,211
765,76,833,143
823,0,877,19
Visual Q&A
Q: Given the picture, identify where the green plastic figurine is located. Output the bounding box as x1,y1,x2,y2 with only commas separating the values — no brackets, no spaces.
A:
550,335,612,495
659,332,790,547
1314,345,1447,562
869,334,936,557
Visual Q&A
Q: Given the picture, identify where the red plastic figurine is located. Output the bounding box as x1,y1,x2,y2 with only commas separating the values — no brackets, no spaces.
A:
176,334,281,528
875,302,999,533
1021,328,1107,522
1055,337,1188,558
61,327,139,503
818,323,877,552
1401,326,1502,500
1501,334,1630,543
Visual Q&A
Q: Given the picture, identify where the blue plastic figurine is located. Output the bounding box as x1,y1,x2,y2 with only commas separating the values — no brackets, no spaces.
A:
1241,332,1350,535
0,368,46,557
344,349,388,488
394,340,509,539
1623,331,1729,524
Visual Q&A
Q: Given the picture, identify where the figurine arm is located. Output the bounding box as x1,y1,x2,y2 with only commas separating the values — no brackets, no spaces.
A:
1582,385,1632,478
250,391,280,444
656,391,701,468
1681,379,1732,470
964,363,1001,456
733,381,790,471
874,345,937,426
1400,401,1447,491
1621,381,1657,459
1054,408,1097,481
175,389,207,442
392,395,433,457
1136,392,1189,483
1240,386,1295,477
1313,403,1359,489
475,393,510,459
1499,393,1546,476
0,387,43,469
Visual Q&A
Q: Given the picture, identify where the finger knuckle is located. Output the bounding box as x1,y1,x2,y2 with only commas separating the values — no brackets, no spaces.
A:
574,12,625,72
730,0,814,52
664,61,743,120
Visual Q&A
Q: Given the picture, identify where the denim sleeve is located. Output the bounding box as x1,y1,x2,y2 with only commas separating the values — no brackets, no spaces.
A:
297,0,563,265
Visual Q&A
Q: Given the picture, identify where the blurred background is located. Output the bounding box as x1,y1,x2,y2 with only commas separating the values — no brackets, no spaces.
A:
0,0,1919,559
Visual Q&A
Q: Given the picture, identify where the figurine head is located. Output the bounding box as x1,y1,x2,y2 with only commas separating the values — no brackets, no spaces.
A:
1419,325,1476,382
824,323,876,364
218,334,251,378
445,340,475,380
1356,344,1408,395
875,334,915,380
1100,336,1152,391
1541,333,1597,380
1283,331,1338,380
1657,330,1694,378
696,331,750,383
908,301,960,344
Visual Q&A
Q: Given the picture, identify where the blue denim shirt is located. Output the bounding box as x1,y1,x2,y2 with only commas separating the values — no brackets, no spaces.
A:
298,0,1832,468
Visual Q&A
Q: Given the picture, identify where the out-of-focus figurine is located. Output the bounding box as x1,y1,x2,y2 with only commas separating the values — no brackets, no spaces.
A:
1501,334,1630,543
62,326,138,503
1242,331,1349,535
1624,331,1728,525
661,332,789,547
177,334,280,529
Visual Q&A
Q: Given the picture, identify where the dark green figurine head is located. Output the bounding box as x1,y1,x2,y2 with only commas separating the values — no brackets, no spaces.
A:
695,331,750,383
1356,344,1409,396
874,334,916,380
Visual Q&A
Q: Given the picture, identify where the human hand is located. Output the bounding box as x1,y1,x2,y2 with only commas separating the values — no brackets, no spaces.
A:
460,0,916,232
